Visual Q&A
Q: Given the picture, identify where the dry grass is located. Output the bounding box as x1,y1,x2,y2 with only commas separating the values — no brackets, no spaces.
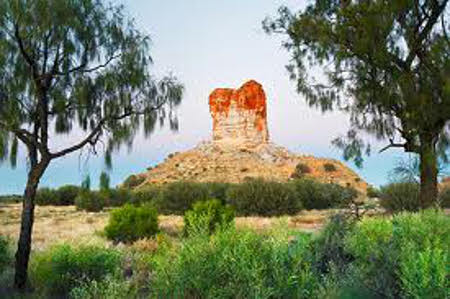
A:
0,203,332,251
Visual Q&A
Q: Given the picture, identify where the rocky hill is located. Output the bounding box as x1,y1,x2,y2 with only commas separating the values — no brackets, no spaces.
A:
131,80,368,193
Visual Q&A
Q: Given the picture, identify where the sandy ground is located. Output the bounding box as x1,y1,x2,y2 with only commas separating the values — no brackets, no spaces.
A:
0,203,334,251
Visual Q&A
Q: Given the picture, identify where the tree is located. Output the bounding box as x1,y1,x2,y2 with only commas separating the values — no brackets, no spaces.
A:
264,1,450,207
0,0,183,289
99,171,110,191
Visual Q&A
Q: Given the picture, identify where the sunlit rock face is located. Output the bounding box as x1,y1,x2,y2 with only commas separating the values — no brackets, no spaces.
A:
209,80,269,146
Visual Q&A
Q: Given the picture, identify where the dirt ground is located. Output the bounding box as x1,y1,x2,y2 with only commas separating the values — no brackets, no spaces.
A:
0,203,335,251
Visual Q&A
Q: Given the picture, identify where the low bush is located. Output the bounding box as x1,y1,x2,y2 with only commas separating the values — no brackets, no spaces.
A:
131,185,161,205
0,236,12,275
323,162,337,172
36,185,82,206
157,181,209,214
123,175,145,189
184,199,235,236
104,204,159,243
151,227,318,298
31,244,122,296
75,191,105,212
290,163,312,179
204,182,232,203
379,182,420,212
344,210,450,298
291,178,357,210
438,187,450,208
226,178,301,216
103,188,134,207
35,187,59,205
366,185,381,198
56,185,82,205
70,275,133,299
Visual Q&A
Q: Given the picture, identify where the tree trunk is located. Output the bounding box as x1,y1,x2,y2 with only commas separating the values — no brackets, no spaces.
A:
418,135,438,209
14,161,48,290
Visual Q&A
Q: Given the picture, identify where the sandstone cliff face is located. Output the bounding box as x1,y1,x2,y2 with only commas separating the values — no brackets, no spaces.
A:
209,80,268,146
132,80,368,193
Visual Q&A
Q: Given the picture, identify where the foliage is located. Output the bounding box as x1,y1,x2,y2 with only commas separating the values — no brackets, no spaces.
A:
151,227,318,298
30,244,122,296
366,185,381,198
35,185,82,206
290,163,312,179
291,178,358,210
123,175,146,189
184,199,235,236
379,182,420,212
131,185,161,205
70,275,134,299
204,182,232,203
0,236,12,275
264,0,450,206
82,175,92,191
438,187,450,208
323,163,337,172
157,181,210,214
99,172,111,191
75,191,105,212
35,188,59,206
344,210,450,298
226,178,301,216
104,204,159,243
309,215,355,275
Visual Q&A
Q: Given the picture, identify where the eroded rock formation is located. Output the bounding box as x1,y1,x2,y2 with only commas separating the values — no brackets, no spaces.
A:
209,80,269,146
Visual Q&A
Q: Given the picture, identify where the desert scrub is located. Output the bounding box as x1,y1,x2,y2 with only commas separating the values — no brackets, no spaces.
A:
75,190,105,212
150,227,318,298
379,182,420,212
30,244,122,296
344,210,450,298
184,199,235,236
104,204,159,243
122,175,146,189
290,162,312,179
323,162,337,172
70,275,134,299
0,236,12,275
290,178,357,210
226,178,301,216
157,181,210,214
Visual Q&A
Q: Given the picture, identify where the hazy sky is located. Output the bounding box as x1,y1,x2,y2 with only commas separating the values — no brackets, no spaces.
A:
0,0,412,194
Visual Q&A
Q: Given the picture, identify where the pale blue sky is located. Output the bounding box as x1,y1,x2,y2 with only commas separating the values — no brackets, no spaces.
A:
0,0,411,194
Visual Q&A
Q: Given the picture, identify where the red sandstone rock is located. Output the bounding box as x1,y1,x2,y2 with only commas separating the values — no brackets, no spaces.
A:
209,80,269,146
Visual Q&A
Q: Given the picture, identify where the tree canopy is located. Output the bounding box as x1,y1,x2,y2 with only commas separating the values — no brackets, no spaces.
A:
264,0,450,206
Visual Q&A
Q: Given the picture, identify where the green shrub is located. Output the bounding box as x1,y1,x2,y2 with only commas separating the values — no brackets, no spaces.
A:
131,185,161,205
438,187,450,208
291,178,357,210
205,182,232,203
75,191,105,212
157,181,209,214
104,204,159,243
226,178,301,216
344,210,450,298
103,188,134,207
323,162,337,172
55,185,82,205
123,175,145,189
0,236,12,275
290,163,312,179
366,185,381,198
36,185,82,206
184,199,235,236
35,187,59,205
31,244,122,296
151,227,318,298
379,182,420,212
70,275,134,299
310,214,355,275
